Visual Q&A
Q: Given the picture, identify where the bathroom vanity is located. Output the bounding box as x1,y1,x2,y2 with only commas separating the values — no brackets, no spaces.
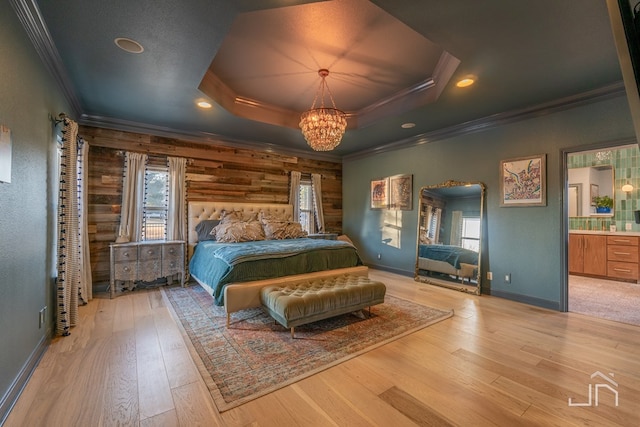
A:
569,231,640,282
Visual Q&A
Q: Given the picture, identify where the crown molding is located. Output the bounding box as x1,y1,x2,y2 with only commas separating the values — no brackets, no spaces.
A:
78,114,342,163
344,81,628,162
9,0,82,116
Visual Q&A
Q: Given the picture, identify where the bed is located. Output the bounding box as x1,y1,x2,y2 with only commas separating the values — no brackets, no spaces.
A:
187,201,367,317
418,244,478,283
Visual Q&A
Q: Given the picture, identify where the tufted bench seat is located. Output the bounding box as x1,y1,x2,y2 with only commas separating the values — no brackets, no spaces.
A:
260,274,386,338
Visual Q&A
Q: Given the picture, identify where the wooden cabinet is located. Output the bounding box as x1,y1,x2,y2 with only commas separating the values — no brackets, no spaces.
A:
606,235,639,281
568,234,585,274
110,240,185,298
584,235,607,276
569,234,607,276
569,233,639,282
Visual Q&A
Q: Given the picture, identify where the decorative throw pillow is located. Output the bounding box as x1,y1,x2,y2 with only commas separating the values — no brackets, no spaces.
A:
195,219,220,241
261,219,308,240
220,209,259,223
213,219,265,243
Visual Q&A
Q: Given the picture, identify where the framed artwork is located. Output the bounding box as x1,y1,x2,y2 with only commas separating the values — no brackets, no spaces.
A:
370,178,389,209
500,154,546,207
389,174,413,210
590,184,599,206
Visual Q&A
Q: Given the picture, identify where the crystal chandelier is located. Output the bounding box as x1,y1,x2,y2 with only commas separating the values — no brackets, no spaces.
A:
299,69,347,151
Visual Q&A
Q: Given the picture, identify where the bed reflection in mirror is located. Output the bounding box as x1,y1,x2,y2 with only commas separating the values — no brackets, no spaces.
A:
415,180,485,295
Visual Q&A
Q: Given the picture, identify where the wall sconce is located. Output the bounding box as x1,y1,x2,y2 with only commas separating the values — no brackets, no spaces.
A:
622,182,634,196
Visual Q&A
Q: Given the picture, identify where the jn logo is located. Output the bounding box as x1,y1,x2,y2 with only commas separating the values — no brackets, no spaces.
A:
568,371,619,407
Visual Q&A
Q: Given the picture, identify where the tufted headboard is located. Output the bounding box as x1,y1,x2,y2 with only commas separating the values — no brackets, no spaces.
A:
187,201,293,259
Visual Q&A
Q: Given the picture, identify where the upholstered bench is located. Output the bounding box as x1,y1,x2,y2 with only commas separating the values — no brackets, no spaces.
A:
260,274,386,338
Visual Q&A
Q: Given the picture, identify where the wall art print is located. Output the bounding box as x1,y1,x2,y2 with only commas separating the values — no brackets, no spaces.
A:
500,154,546,207
389,174,413,210
370,178,389,209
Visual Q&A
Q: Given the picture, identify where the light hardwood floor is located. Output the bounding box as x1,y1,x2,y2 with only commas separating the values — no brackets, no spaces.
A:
5,269,640,426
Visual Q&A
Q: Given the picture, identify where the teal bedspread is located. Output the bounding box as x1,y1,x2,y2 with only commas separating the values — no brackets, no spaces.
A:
418,244,478,269
189,238,363,305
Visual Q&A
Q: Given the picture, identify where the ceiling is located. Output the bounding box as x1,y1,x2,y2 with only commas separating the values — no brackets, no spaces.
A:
27,0,624,160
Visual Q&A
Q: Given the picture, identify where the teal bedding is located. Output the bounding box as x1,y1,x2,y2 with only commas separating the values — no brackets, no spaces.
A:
418,244,478,269
189,238,363,305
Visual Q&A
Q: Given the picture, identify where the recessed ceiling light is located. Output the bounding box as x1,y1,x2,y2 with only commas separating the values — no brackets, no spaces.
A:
114,37,144,54
456,77,475,88
197,100,212,109
401,122,415,129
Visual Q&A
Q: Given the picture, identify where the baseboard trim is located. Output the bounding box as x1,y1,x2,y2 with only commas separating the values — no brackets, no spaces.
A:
488,289,561,311
0,333,50,425
368,264,414,278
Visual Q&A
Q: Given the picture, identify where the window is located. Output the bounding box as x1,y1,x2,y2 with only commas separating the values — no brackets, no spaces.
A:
143,166,168,241
461,217,480,251
298,180,316,234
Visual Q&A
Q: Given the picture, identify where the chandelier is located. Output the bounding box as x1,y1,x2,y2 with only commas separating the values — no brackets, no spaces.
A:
299,69,347,151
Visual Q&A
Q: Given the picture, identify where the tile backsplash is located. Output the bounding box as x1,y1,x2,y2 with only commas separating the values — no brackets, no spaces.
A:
568,144,639,231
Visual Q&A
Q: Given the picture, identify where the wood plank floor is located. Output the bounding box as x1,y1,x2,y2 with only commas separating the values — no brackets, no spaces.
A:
5,269,640,426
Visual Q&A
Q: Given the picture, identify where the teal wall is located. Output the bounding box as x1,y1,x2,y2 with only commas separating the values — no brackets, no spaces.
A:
0,2,70,418
343,95,635,309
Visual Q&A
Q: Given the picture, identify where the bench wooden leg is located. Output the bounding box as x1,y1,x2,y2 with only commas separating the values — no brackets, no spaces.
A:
291,327,295,339
226,313,230,327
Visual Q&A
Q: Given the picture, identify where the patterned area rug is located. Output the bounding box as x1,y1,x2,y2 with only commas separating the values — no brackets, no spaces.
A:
162,284,453,412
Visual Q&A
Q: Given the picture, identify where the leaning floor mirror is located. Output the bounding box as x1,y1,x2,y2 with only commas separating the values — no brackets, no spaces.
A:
415,180,485,295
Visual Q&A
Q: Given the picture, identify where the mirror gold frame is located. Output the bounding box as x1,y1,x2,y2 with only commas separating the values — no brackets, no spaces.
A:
414,180,485,295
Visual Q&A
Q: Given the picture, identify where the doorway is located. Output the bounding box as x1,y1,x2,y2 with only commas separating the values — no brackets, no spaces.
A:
566,143,640,326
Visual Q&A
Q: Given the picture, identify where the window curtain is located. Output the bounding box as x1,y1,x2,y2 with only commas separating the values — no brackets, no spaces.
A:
56,119,92,336
311,173,325,233
167,156,187,241
116,152,147,243
289,171,301,221
450,210,463,246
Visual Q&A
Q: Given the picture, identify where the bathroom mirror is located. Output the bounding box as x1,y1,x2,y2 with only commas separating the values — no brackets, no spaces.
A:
567,165,614,217
415,180,485,295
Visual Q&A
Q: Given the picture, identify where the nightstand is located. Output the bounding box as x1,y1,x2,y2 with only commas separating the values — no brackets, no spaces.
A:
109,240,185,298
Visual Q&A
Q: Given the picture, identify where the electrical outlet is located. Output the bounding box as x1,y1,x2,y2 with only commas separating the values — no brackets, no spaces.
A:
505,273,511,284
377,253,381,260
487,272,493,280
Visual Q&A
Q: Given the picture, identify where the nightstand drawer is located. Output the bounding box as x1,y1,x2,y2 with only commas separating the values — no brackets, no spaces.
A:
113,247,137,262
140,245,162,261
607,245,639,263
113,262,137,280
162,259,182,276
163,243,183,262
607,261,638,280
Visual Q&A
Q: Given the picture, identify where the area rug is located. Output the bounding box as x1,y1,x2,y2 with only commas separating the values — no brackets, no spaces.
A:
162,284,453,412
569,275,640,326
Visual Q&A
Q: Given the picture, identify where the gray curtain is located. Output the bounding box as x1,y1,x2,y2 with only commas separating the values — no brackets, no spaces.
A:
167,156,187,241
289,170,301,221
311,173,325,233
116,152,147,243
56,119,91,335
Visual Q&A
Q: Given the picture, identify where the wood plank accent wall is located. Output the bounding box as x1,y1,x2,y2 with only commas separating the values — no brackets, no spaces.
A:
81,126,343,285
